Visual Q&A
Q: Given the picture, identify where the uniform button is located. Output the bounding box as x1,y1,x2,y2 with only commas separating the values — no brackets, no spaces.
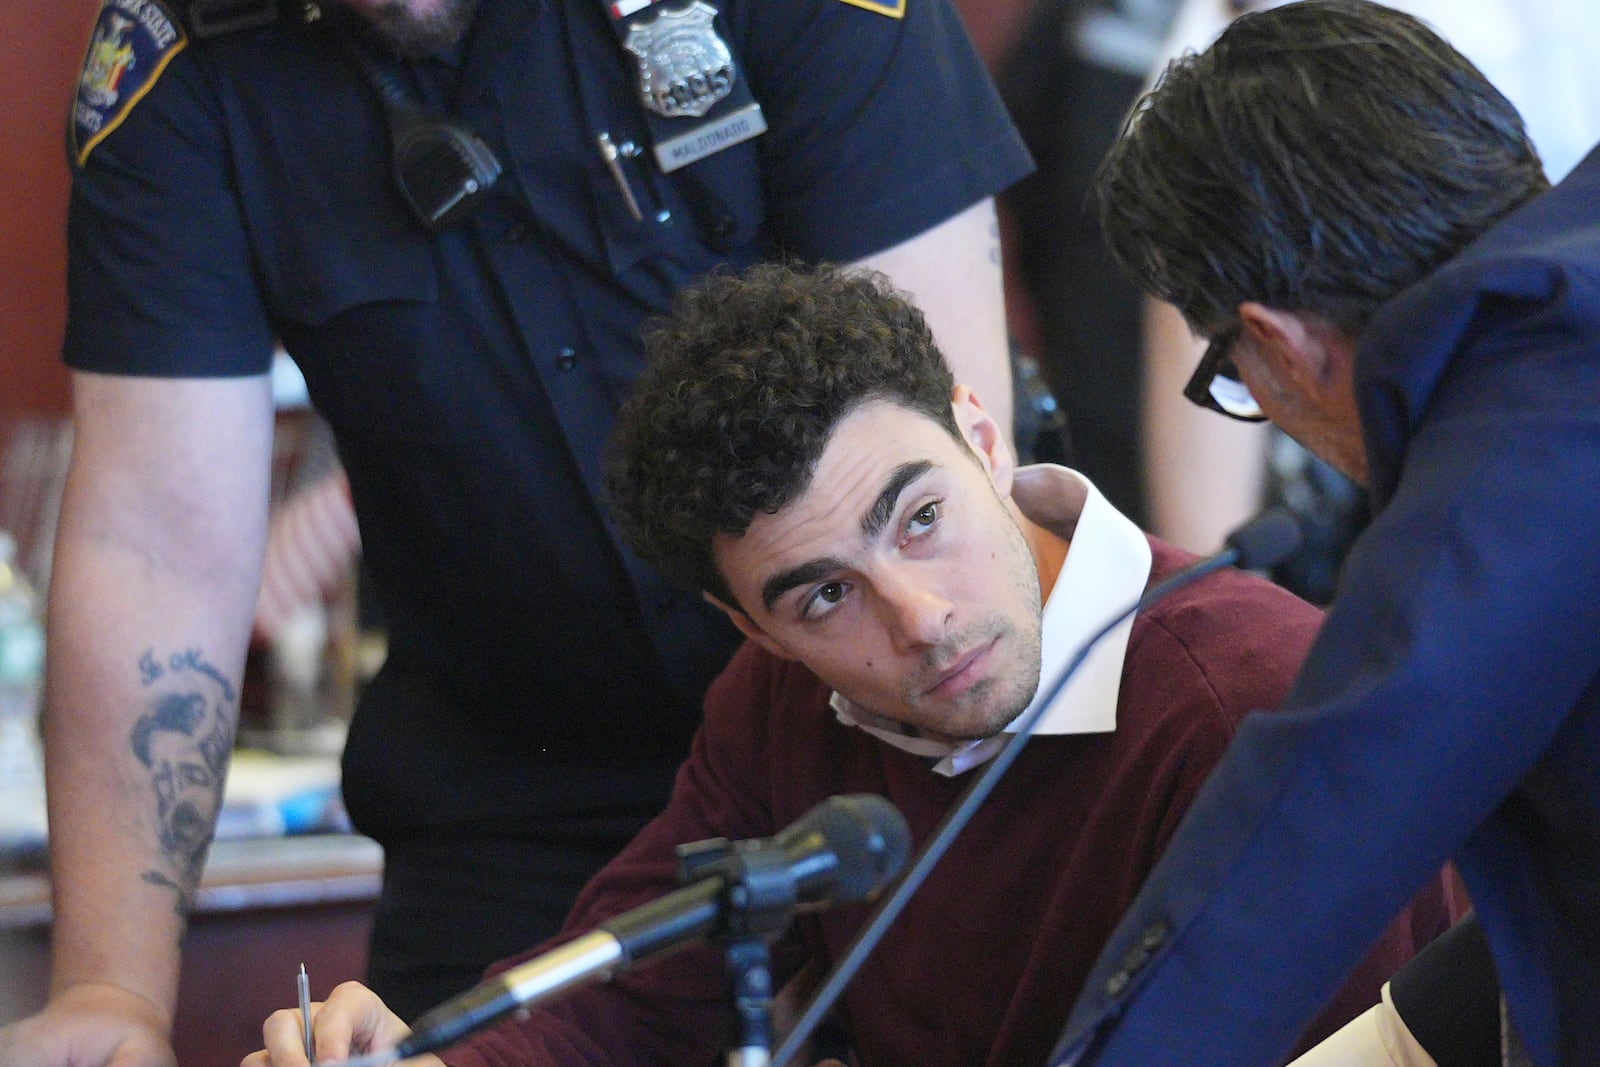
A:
1103,921,1170,999
1139,921,1170,952
556,347,578,371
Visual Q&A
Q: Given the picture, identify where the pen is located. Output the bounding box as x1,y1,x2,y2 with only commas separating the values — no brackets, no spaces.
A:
597,132,645,222
298,962,315,1062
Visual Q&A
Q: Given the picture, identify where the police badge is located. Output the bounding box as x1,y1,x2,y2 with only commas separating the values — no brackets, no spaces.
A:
624,1,733,120
616,1,767,172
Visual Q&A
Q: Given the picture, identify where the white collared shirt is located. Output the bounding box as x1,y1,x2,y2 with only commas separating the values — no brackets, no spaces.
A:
831,465,1153,776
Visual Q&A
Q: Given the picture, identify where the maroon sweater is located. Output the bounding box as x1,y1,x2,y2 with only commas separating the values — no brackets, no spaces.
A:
448,540,1458,1067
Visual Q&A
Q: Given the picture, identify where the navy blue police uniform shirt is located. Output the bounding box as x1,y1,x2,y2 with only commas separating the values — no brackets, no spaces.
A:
63,0,1034,833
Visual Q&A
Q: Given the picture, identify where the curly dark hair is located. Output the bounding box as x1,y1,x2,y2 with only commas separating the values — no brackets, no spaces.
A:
1094,0,1549,339
605,262,961,607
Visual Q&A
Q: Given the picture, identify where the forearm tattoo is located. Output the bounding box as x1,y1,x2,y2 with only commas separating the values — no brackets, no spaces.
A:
130,648,236,914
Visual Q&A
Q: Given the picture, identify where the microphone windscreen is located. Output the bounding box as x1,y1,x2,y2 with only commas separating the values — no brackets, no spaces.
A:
782,794,912,903
1224,508,1304,571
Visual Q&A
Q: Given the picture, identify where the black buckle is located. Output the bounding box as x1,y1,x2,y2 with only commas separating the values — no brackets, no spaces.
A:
187,0,281,38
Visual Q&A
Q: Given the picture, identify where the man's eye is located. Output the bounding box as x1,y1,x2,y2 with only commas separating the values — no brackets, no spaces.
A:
908,501,939,535
803,581,847,619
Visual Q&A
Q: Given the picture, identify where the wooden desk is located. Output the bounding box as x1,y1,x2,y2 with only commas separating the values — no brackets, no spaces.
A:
0,833,382,1065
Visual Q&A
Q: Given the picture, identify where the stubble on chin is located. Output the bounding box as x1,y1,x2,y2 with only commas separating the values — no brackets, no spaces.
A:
909,623,1043,743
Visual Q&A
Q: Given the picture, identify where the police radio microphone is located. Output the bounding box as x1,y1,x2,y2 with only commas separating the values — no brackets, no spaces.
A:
335,28,503,233
770,509,1305,1066
342,795,910,1067
1218,508,1302,573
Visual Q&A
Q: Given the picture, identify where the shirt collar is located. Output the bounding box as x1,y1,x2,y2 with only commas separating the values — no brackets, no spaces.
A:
831,465,1153,776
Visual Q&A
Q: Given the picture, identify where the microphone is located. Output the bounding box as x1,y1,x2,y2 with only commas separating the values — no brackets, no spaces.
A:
770,509,1304,1066
372,794,911,1064
1221,508,1302,572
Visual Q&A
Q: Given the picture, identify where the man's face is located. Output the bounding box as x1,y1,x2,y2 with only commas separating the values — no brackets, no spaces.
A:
713,397,1044,743
1230,322,1371,487
342,0,480,56
145,728,219,861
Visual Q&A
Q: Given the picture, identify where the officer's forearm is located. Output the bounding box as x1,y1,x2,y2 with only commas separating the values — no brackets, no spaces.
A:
852,197,1015,439
43,373,272,1012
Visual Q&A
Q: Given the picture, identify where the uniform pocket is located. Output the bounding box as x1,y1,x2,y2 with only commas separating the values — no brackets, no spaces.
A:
238,51,443,327
273,213,439,326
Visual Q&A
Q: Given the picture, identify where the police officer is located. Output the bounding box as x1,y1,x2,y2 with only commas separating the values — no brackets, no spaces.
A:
1,0,1032,1062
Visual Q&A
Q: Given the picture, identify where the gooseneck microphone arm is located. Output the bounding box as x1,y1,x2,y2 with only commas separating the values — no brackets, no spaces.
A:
770,509,1304,1067
347,794,911,1066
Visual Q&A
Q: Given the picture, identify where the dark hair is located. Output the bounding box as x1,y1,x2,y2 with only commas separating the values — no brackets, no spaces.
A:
605,262,959,606
1095,0,1549,337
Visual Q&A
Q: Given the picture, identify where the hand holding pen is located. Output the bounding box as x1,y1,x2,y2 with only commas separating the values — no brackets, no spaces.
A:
242,970,430,1067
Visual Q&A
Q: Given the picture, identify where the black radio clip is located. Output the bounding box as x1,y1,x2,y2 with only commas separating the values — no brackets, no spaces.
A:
185,0,301,38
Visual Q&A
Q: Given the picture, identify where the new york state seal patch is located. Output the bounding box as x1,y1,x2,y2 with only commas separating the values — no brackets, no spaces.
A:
72,0,187,166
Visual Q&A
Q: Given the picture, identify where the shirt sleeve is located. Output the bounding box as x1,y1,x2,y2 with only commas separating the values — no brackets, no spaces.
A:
737,0,1034,262
65,48,277,378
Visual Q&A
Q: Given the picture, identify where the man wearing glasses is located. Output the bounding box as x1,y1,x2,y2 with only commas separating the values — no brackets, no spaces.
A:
1053,2,1600,1065
1181,324,1262,421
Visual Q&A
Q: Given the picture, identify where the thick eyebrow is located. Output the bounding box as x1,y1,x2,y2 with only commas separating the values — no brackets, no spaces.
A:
758,460,934,611
860,460,933,541
760,555,850,612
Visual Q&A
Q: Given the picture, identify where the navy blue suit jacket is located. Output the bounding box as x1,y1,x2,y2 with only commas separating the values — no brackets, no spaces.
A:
1054,148,1600,1066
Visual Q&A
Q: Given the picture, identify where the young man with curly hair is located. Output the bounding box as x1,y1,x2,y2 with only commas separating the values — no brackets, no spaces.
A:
247,263,1453,1067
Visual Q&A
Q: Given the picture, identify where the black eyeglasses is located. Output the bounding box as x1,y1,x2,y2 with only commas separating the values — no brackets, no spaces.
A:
1183,325,1267,422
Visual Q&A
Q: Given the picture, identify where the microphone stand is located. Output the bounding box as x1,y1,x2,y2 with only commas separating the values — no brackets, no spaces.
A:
770,511,1302,1067
725,939,775,1067
673,834,796,1067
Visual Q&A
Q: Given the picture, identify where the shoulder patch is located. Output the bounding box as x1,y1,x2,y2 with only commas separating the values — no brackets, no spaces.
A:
833,0,906,16
72,0,188,167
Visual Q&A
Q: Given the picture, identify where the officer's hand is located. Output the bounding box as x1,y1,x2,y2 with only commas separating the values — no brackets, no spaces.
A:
0,982,176,1067
242,981,432,1067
